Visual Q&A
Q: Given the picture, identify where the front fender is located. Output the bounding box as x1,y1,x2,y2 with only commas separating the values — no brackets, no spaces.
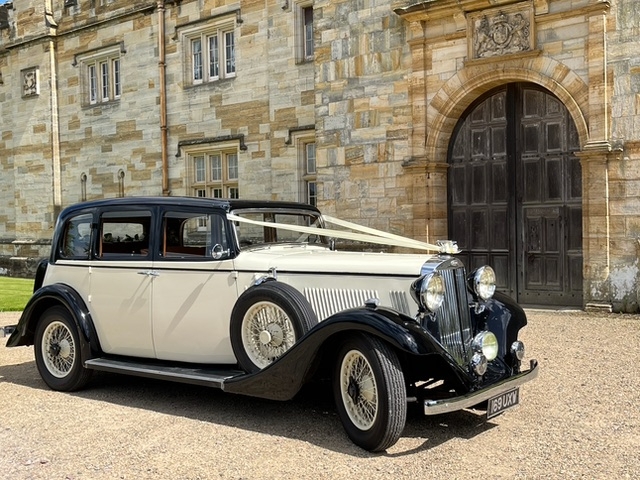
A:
6,284,101,359
483,291,528,362
224,306,463,401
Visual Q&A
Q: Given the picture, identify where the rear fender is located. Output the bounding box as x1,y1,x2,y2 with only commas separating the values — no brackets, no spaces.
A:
6,284,100,360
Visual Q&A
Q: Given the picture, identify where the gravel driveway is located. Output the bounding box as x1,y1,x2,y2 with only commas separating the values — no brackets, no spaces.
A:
1,309,638,479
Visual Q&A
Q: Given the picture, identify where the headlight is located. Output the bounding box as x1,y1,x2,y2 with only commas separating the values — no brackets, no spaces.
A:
472,331,499,361
411,273,445,312
472,266,496,301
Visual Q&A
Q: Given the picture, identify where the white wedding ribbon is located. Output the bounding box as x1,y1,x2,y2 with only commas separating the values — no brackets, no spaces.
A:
226,213,459,254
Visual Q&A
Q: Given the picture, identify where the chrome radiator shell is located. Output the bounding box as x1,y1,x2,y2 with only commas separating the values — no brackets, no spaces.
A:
422,257,473,367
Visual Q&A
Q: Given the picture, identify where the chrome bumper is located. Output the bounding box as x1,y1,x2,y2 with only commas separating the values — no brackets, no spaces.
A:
423,359,539,415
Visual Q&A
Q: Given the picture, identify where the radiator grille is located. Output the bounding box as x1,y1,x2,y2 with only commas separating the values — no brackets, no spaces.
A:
434,266,473,366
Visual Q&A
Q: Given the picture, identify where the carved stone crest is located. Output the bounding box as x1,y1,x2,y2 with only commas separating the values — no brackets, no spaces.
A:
22,67,39,97
469,4,534,60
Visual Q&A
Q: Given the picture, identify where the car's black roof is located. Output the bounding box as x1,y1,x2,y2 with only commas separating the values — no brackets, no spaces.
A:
58,197,319,213
58,196,322,218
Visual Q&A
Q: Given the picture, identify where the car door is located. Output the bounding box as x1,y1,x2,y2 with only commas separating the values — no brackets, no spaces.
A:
88,208,156,357
151,209,239,363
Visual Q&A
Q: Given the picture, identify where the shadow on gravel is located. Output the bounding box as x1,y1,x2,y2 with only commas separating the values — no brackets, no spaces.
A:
0,361,496,456
0,360,50,390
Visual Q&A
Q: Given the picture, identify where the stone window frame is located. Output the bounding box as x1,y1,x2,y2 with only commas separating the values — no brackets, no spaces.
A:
74,43,124,106
302,141,317,206
181,18,237,86
293,0,314,64
186,142,240,200
289,129,317,205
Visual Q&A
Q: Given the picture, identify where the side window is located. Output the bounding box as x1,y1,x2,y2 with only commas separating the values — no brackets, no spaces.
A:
162,212,229,260
60,213,93,260
98,211,151,259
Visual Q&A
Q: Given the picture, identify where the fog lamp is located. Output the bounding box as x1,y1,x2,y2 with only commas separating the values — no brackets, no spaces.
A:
511,341,525,360
473,331,499,361
471,353,488,376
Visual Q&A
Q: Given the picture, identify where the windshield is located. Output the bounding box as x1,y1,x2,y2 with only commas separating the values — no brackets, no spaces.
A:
232,209,327,249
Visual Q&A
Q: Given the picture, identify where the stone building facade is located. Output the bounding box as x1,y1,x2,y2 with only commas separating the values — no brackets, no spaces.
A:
1,0,639,312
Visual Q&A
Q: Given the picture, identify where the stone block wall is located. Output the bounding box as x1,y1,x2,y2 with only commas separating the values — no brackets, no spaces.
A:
314,0,413,237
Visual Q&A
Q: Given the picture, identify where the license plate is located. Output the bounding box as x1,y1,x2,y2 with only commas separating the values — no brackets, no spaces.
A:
487,388,520,419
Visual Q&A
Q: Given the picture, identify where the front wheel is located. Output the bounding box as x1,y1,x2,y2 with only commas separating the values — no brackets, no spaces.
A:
333,334,407,452
34,306,92,391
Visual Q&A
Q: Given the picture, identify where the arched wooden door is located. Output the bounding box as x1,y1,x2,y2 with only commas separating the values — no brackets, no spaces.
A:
448,83,583,307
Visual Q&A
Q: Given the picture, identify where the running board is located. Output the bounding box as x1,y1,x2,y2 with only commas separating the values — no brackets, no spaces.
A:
84,358,245,389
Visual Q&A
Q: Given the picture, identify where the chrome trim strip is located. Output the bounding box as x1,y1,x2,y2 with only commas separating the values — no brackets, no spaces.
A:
423,359,539,415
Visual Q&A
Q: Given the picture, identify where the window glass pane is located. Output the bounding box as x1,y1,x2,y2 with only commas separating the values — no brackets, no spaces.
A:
305,143,316,173
304,7,314,58
192,38,203,81
61,213,92,259
162,212,223,259
100,61,109,101
307,181,317,206
99,212,151,258
211,154,222,181
228,187,239,199
225,31,235,75
194,156,205,183
208,35,219,79
112,58,121,98
89,65,97,104
227,153,238,180
234,211,324,248
195,189,206,197
212,188,223,198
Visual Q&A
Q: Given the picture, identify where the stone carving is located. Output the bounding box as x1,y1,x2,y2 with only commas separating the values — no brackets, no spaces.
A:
22,67,39,97
473,10,531,59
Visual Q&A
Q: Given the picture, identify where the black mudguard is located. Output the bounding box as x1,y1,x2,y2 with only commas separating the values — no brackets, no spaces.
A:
6,284,100,360
223,306,466,401
483,291,528,360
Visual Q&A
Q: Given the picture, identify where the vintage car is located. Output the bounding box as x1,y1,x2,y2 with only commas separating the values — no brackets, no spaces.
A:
6,197,538,451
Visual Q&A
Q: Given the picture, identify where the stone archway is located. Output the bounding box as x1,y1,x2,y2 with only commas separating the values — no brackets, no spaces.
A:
447,83,583,307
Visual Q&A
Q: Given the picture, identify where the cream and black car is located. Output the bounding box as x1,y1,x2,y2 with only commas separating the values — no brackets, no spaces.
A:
6,197,538,451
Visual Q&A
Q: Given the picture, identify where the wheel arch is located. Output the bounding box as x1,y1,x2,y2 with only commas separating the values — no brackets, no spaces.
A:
6,284,101,360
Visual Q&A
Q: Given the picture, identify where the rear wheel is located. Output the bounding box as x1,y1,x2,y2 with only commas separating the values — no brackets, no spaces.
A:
333,334,406,452
34,306,92,391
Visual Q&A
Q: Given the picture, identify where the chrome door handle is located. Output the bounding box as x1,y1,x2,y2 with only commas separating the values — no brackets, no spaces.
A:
137,270,159,277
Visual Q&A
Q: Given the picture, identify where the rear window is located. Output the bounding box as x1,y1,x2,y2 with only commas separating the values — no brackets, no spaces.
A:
60,213,93,260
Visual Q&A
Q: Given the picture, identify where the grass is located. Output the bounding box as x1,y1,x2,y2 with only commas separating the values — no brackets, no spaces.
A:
0,277,35,312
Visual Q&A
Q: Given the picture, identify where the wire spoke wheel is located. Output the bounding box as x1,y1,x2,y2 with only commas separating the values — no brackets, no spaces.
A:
340,349,379,430
333,334,406,452
34,306,92,391
41,320,76,378
231,281,318,373
242,301,296,369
